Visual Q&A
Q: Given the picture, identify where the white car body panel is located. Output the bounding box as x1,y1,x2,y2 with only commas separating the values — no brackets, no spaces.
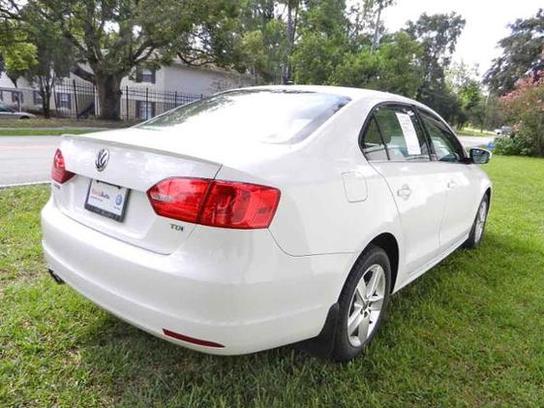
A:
41,85,492,355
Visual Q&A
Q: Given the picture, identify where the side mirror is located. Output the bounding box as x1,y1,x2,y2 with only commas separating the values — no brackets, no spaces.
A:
469,147,491,165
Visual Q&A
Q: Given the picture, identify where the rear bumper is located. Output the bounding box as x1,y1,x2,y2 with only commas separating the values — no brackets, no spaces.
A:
41,198,354,355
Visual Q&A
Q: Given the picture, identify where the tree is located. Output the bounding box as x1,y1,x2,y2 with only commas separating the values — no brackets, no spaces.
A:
447,62,484,129
498,74,544,156
0,21,37,90
347,0,394,50
370,0,395,51
238,0,288,83
24,21,75,118
405,12,466,122
0,0,243,120
280,0,301,84
0,41,36,87
485,9,544,95
332,32,423,98
291,0,350,84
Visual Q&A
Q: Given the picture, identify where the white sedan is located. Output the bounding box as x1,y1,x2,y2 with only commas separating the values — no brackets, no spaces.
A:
41,86,491,361
0,103,36,119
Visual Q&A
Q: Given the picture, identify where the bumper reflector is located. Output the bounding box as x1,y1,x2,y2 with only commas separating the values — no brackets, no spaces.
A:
162,329,225,348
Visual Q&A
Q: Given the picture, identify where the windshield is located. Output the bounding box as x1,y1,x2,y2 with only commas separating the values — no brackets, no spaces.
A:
138,89,351,144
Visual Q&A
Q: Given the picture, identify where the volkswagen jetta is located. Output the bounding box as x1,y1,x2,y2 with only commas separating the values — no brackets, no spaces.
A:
41,86,492,361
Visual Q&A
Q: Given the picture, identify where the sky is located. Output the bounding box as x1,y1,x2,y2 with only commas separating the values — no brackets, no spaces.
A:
382,0,543,78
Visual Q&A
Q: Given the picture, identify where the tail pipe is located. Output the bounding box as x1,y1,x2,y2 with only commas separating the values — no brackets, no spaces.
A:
48,269,65,284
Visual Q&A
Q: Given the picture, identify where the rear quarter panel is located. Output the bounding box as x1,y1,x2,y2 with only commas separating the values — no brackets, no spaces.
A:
219,97,404,266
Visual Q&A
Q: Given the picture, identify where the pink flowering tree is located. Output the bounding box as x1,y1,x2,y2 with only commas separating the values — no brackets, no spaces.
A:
499,72,544,156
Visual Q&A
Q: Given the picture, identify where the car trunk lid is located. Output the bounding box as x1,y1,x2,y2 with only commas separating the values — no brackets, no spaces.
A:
53,130,222,254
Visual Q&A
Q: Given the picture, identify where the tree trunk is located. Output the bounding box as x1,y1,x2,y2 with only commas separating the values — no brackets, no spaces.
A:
282,1,298,85
42,90,51,119
96,72,123,121
38,79,52,119
371,5,383,52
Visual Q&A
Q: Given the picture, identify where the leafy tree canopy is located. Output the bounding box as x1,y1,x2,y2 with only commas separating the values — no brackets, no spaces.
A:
0,0,244,119
0,21,37,86
405,12,466,122
332,32,423,98
485,9,544,95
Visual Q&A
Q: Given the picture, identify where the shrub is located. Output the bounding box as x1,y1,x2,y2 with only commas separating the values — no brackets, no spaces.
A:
500,73,544,156
494,136,533,156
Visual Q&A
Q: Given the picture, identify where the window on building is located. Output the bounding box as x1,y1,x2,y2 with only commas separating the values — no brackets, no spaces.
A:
136,67,156,84
136,100,155,120
56,92,72,109
11,91,23,104
33,91,43,105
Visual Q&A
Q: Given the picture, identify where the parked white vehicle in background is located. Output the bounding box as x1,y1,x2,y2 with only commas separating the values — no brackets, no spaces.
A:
494,126,513,136
0,103,36,119
41,86,492,361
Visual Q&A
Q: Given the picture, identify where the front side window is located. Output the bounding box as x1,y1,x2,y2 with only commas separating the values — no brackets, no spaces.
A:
363,105,430,162
419,111,465,162
140,89,351,144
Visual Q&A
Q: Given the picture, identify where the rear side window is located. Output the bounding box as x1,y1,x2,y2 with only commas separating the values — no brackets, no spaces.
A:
139,89,351,144
362,117,389,161
362,105,430,162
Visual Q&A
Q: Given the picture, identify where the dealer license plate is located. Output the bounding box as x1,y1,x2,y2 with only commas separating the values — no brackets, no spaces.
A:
84,179,129,222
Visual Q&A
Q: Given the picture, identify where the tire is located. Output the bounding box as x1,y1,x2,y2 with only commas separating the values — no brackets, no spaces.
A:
331,245,391,362
463,194,489,249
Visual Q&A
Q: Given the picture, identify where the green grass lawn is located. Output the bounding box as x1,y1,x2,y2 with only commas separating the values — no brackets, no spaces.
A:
0,118,139,136
1,156,543,407
0,128,103,136
0,118,138,129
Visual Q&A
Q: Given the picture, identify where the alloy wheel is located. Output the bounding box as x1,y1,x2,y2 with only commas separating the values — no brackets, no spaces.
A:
347,264,386,347
474,200,488,243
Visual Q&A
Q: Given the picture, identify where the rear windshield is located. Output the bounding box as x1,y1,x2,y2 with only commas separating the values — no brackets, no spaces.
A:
138,89,351,144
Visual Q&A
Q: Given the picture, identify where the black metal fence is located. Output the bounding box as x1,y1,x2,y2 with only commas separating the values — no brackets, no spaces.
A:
0,80,202,120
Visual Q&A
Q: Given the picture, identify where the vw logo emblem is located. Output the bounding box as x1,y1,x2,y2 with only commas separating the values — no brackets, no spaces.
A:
95,148,110,172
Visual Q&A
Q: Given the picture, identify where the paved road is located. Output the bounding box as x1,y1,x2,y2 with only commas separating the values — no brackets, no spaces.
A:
457,135,495,148
0,136,59,187
0,135,496,187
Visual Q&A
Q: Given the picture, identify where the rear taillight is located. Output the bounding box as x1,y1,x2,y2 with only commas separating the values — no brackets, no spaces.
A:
51,149,75,184
147,178,210,223
147,177,280,229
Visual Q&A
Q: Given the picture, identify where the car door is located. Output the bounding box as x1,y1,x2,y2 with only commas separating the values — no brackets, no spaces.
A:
418,109,480,250
361,104,447,275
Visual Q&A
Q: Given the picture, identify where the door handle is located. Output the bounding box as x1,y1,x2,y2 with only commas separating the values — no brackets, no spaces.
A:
397,185,412,199
447,180,457,189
